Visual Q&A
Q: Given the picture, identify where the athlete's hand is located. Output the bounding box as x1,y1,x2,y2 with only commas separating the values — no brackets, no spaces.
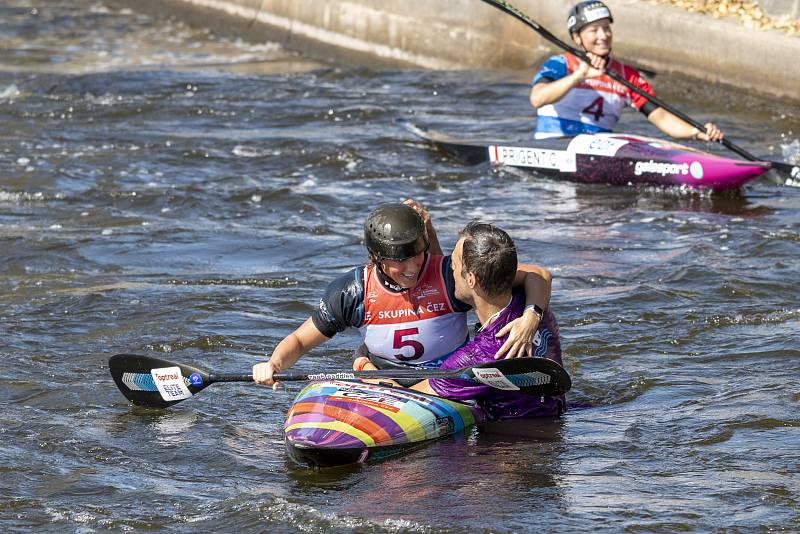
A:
574,52,607,82
352,356,377,372
355,365,398,387
404,198,431,226
696,122,724,142
494,312,540,359
404,197,443,255
253,360,281,390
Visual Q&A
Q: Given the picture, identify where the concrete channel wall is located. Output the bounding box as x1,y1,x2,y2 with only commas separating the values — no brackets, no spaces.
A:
137,0,800,102
762,0,800,19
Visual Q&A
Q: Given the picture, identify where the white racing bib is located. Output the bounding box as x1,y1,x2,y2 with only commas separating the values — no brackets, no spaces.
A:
471,368,520,391
359,256,468,364
151,366,192,402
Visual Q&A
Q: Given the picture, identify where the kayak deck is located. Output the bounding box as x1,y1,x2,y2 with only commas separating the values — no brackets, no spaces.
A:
399,119,770,191
284,380,485,468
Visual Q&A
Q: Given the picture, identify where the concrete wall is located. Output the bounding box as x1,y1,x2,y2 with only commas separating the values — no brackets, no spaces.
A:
761,0,799,19
139,0,800,102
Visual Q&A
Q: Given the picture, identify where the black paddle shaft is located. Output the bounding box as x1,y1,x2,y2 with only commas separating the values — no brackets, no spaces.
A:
109,353,571,408
207,373,252,383
480,0,798,175
276,358,572,396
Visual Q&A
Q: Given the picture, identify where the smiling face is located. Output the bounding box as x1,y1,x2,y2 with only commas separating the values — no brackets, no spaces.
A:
573,18,613,56
380,251,426,289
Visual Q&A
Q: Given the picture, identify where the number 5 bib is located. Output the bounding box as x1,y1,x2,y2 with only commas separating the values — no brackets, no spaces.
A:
359,255,468,364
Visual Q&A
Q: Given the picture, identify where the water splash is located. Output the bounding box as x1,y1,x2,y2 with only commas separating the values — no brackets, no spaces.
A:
781,139,800,164
782,139,800,186
0,84,20,100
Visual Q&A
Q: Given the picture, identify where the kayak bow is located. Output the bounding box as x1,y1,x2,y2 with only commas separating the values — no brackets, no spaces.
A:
284,380,485,468
284,357,572,468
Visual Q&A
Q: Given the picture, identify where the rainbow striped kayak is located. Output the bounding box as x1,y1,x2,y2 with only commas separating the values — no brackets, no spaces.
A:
284,380,485,467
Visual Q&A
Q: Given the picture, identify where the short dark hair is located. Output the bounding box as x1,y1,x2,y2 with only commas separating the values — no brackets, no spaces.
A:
459,221,517,298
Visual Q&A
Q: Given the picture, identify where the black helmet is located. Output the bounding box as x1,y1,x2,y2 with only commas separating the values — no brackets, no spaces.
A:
567,1,613,35
364,203,428,261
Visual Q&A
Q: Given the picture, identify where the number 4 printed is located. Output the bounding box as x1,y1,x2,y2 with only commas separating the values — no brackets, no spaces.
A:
582,96,605,121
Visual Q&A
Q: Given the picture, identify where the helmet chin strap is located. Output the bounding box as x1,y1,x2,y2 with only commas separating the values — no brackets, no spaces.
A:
376,264,407,292
375,253,428,293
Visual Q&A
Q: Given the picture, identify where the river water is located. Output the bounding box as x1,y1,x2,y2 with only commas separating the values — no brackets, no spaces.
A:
2,1,799,532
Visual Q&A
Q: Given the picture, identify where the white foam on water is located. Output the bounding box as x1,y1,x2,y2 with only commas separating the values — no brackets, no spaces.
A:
780,139,800,186
0,84,20,99
0,190,48,203
781,138,799,163
232,145,264,157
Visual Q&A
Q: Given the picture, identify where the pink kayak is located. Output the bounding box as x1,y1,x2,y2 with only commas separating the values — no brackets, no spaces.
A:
400,119,770,192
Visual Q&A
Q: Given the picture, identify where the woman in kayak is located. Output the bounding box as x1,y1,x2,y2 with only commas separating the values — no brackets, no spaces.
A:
253,200,551,388
530,1,724,142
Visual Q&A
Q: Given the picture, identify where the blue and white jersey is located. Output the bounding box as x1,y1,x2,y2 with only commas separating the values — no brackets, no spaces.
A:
532,53,655,139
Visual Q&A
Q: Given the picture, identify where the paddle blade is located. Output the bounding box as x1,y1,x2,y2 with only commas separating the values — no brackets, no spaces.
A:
108,353,212,408
768,160,800,185
467,357,572,396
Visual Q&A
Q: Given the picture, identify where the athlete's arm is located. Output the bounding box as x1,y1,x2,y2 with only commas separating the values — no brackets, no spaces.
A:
646,107,724,142
513,262,552,311
410,379,436,395
254,268,365,388
253,318,328,389
530,53,606,108
496,263,553,359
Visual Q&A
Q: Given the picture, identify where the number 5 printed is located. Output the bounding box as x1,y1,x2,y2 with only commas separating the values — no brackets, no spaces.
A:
393,328,424,361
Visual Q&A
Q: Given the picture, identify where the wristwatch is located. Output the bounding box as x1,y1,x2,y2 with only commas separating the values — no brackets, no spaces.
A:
524,303,545,320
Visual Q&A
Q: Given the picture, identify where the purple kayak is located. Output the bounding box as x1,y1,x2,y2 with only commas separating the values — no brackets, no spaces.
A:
400,119,770,191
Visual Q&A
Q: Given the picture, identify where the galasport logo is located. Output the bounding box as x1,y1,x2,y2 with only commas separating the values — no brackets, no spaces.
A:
634,160,688,176
634,160,703,178
154,371,179,381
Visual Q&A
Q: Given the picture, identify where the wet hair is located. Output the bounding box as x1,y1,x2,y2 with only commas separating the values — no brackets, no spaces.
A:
459,221,517,298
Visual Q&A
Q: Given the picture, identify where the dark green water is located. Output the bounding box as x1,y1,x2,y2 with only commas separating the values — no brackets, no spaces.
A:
1,1,799,532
